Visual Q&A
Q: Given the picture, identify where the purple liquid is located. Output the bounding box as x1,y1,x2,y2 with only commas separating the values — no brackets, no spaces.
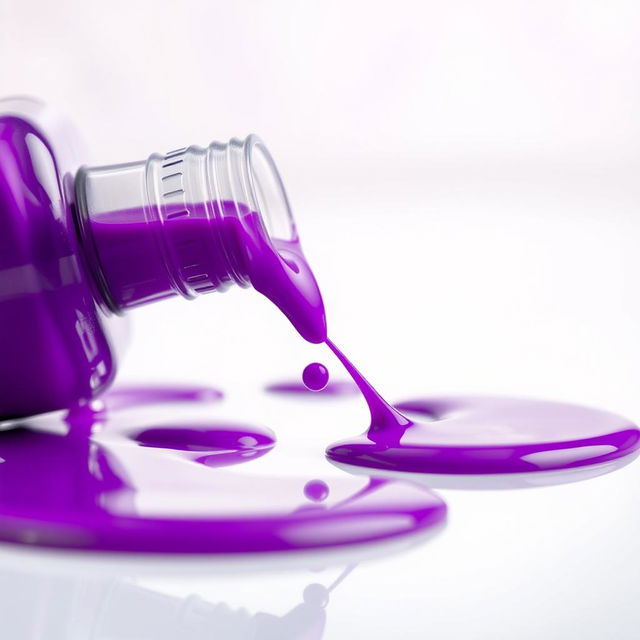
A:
87,204,326,344
131,424,274,468
0,115,116,418
0,113,447,555
327,394,640,475
3,106,638,559
1,107,325,417
250,244,640,477
313,343,640,476
326,340,411,434
0,386,446,553
302,363,329,391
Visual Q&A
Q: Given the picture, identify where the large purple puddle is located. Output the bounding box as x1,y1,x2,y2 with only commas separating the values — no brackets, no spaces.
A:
326,395,640,474
0,387,446,553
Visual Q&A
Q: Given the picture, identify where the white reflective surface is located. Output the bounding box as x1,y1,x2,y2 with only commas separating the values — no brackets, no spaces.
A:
117,173,640,639
2,1,640,636
1,176,639,638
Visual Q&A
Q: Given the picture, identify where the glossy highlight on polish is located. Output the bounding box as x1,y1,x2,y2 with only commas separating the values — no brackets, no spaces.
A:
302,363,330,391
0,387,446,553
326,394,640,475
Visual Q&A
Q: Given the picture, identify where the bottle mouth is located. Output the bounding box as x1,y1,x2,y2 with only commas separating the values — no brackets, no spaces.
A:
75,130,326,341
244,135,297,244
238,136,327,344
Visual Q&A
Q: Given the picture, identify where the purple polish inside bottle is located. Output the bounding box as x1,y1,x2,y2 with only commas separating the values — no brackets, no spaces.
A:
0,114,116,418
86,203,327,344
0,111,448,555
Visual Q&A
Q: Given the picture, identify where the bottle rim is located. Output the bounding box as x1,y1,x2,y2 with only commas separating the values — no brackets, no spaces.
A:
244,134,298,245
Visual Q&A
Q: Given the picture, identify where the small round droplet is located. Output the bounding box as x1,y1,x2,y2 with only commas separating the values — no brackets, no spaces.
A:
302,363,329,392
303,479,330,502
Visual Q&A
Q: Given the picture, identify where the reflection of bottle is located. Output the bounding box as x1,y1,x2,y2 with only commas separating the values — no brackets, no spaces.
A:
0,566,352,640
0,97,324,419
253,584,328,640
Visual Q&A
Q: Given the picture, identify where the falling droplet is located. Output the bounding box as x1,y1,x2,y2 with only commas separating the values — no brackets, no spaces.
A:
302,363,329,392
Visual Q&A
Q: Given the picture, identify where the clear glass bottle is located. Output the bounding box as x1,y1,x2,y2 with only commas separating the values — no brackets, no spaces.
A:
0,97,324,419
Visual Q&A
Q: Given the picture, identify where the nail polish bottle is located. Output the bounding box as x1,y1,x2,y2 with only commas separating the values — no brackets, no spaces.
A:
0,97,325,418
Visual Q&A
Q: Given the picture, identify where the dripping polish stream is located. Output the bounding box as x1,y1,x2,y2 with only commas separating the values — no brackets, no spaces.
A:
262,223,640,477
324,340,411,437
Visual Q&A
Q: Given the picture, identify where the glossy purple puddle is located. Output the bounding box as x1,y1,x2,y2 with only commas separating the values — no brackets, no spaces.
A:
0,389,446,553
252,251,640,479
131,424,274,468
327,393,640,475
3,108,637,561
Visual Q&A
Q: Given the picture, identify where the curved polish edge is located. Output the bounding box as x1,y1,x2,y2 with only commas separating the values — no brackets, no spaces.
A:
329,451,640,490
0,391,447,555
0,476,447,554
0,517,446,577
326,395,640,476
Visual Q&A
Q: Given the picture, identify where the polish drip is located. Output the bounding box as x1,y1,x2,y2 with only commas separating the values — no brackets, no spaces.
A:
302,363,330,391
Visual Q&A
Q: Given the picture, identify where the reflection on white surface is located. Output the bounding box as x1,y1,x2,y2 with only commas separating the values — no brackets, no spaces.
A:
332,451,640,490
1,1,640,637
0,562,355,640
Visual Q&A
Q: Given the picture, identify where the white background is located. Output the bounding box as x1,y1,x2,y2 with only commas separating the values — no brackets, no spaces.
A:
1,1,639,638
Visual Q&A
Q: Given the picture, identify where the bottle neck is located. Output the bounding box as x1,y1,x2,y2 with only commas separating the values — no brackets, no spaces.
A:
75,136,293,312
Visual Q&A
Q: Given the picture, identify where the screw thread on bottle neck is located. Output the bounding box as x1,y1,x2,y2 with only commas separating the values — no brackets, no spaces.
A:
75,135,296,313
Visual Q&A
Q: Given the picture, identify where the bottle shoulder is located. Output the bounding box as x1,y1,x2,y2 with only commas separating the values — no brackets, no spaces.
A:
0,117,63,262
0,112,118,418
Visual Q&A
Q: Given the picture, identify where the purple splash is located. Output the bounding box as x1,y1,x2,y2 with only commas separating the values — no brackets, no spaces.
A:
0,387,446,553
302,363,329,391
327,394,640,475
81,152,640,480
5,103,636,510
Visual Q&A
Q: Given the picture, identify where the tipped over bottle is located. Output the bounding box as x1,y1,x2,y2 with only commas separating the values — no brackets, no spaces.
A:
0,97,325,418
